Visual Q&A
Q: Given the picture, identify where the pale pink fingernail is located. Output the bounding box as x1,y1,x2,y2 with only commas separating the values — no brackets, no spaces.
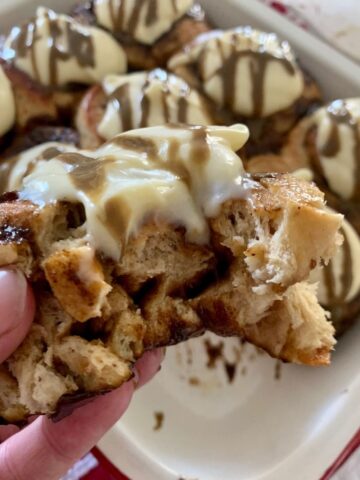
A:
0,268,27,334
133,367,140,389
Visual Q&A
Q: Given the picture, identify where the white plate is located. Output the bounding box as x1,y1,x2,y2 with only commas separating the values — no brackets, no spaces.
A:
0,1,359,479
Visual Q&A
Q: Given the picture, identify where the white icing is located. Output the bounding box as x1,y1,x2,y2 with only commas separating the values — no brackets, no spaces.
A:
7,142,76,192
94,0,193,45
19,124,249,260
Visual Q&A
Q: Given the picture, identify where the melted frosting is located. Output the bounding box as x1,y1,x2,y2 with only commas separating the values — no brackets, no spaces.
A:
2,7,127,87
0,64,15,136
168,27,304,118
93,0,193,45
18,125,249,260
310,213,360,306
1,142,76,193
98,69,213,140
310,98,360,201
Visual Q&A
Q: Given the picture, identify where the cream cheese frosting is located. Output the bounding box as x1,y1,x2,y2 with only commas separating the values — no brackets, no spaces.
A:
98,69,213,140
93,0,193,45
0,64,15,137
2,7,127,87
18,124,249,260
309,98,360,201
168,27,304,118
310,213,360,306
4,142,77,192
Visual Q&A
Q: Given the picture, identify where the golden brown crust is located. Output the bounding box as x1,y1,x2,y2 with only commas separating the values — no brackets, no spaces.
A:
150,14,211,67
76,84,107,149
245,154,293,174
43,247,112,322
0,127,79,163
0,60,84,132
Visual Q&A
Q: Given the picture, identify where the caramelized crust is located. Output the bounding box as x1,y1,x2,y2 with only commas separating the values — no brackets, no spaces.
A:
1,126,79,161
0,173,341,422
76,84,108,149
0,61,84,132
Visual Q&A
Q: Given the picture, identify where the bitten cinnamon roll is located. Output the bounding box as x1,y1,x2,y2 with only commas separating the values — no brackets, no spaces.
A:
76,68,220,148
0,124,342,423
0,7,127,130
246,153,360,337
71,0,211,69
168,27,322,156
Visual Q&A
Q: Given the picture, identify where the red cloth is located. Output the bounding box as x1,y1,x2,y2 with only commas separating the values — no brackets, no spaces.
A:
82,449,129,480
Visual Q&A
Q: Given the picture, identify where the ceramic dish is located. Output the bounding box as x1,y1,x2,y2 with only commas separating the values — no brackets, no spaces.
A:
1,1,360,479
97,1,360,479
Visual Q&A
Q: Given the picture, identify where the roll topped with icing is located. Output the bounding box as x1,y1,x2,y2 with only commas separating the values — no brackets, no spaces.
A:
76,68,215,147
100,69,213,138
94,0,194,44
283,98,360,203
311,215,360,308
308,99,360,201
16,124,249,259
169,27,305,118
2,7,127,87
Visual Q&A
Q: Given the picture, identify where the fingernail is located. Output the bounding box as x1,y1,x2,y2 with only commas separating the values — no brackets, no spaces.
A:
158,347,166,361
133,367,140,390
0,268,27,333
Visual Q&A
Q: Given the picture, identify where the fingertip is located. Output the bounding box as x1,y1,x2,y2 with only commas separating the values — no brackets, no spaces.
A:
0,381,135,480
134,348,165,389
0,269,34,362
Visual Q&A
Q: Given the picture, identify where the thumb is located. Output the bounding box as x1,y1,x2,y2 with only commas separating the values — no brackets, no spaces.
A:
0,268,34,363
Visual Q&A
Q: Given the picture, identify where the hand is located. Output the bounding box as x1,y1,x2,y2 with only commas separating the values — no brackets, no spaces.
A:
0,268,164,480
